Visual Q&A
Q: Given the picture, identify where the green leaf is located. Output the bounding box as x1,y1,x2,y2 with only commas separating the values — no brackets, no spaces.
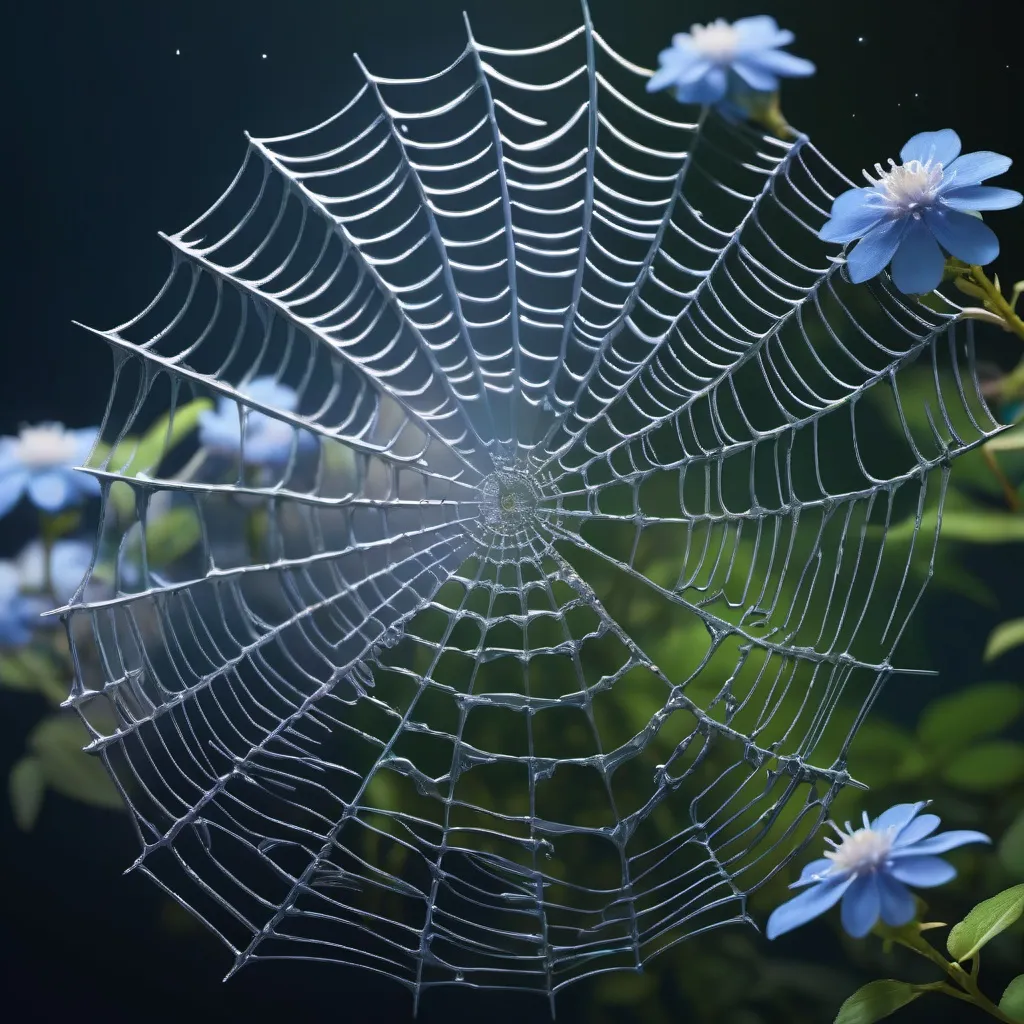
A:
141,507,202,568
0,649,69,704
941,741,1024,791
104,398,212,478
1000,975,1024,1021
985,620,1024,663
833,979,921,1024
884,508,1024,546
917,683,1024,754
986,424,1024,453
27,715,124,812
953,276,989,300
947,884,1024,961
8,756,46,831
1000,811,1024,879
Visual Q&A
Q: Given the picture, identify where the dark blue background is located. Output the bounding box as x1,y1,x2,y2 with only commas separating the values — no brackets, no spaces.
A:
4,1,1021,1020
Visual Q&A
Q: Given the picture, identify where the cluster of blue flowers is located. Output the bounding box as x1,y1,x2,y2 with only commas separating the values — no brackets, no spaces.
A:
0,377,309,648
648,16,1021,295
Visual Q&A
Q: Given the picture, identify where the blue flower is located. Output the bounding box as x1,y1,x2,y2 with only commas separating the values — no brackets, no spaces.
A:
646,16,814,105
0,562,49,646
198,377,317,467
0,423,100,518
15,538,95,605
767,802,990,940
819,129,1023,294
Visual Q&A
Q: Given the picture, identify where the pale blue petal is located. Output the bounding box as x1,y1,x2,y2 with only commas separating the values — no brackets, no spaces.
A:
244,377,298,410
841,875,881,938
27,471,73,512
889,830,990,857
0,469,29,518
923,207,1000,265
732,15,782,42
871,802,928,834
734,47,816,79
890,219,945,294
893,813,941,848
790,857,836,888
0,436,17,469
68,468,101,498
766,874,855,939
648,64,685,93
900,129,961,167
730,58,778,92
199,408,243,452
819,188,886,243
887,855,957,887
672,56,720,87
877,873,916,926
648,51,712,93
50,540,94,604
846,218,907,284
941,185,1023,211
943,151,1013,189
70,426,100,463
674,67,728,104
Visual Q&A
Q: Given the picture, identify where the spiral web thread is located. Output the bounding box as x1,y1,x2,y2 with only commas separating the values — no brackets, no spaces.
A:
64,5,1000,1006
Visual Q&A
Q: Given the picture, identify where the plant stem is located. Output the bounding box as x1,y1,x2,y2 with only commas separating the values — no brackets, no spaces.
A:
967,265,1024,342
894,935,1016,1022
982,445,1022,511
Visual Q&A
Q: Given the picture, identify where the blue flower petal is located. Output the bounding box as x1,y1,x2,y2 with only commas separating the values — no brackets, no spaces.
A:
733,47,816,79
889,830,990,857
890,219,945,294
819,188,886,244
893,813,941,848
887,855,957,888
674,66,728,104
766,874,855,939
870,802,928,834
941,185,1023,212
199,408,243,451
730,58,778,92
732,15,783,44
877,873,916,926
26,471,73,512
841,875,881,938
845,218,907,284
0,468,29,518
70,426,100,463
900,129,961,167
923,207,1000,266
790,857,836,888
648,51,712,93
943,151,1013,190
71,470,102,498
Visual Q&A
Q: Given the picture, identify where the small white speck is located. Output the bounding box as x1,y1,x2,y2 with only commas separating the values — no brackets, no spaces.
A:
857,36,866,43
262,53,267,59
914,92,919,97
175,48,181,55
401,124,409,134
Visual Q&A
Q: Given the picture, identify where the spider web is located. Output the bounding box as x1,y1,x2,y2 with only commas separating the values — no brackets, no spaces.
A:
64,4,1000,1006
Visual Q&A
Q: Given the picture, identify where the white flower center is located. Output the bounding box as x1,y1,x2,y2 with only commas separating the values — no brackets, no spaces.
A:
689,19,740,62
863,158,944,214
13,423,79,469
823,816,895,875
